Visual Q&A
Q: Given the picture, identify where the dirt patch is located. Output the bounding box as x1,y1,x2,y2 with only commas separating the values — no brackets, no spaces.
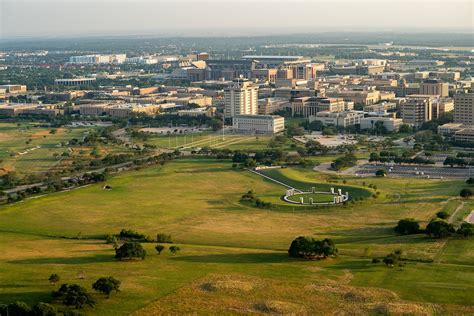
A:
201,279,254,293
369,302,436,315
305,283,398,303
253,300,306,314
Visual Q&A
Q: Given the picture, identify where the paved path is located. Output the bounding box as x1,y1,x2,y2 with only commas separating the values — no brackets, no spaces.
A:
448,201,466,225
247,169,302,193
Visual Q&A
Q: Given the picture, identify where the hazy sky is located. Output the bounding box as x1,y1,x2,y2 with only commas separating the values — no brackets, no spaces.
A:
1,0,473,38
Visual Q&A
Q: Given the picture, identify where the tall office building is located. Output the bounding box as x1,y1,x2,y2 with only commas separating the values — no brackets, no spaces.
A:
224,78,258,119
419,79,449,97
401,96,432,128
454,92,474,125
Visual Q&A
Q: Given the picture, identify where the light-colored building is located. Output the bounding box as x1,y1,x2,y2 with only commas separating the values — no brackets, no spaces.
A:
455,128,474,143
292,97,345,117
326,89,381,105
258,98,289,115
454,92,474,125
178,107,215,117
309,111,364,128
69,54,127,64
419,79,449,97
438,123,464,136
232,115,285,134
0,84,27,94
55,78,96,86
79,103,159,117
360,116,403,132
400,96,432,127
224,78,258,119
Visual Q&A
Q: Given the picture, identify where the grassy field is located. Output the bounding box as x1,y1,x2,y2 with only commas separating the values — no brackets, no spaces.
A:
286,192,335,203
0,158,473,314
0,123,91,175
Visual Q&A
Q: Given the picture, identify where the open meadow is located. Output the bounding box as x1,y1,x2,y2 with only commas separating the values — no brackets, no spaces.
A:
0,158,473,314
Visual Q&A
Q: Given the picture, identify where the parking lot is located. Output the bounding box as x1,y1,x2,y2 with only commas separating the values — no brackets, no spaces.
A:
355,163,472,180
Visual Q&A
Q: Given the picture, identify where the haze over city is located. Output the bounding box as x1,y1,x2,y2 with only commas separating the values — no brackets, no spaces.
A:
1,0,473,38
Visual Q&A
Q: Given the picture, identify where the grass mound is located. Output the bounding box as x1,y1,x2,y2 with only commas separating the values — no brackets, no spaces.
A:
253,300,306,314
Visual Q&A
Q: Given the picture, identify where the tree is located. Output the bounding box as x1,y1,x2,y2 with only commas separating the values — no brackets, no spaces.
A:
436,211,449,220
156,233,172,243
288,236,337,259
425,219,455,238
460,188,473,199
394,218,420,235
92,277,121,298
375,169,387,177
31,302,57,316
155,244,165,254
49,273,60,284
52,284,95,309
169,246,181,255
0,301,32,316
322,126,337,136
115,242,146,260
456,222,473,238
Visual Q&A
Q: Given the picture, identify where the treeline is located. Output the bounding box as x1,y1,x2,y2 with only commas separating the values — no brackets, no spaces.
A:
2,152,179,204
128,114,223,131
443,156,474,168
369,152,434,165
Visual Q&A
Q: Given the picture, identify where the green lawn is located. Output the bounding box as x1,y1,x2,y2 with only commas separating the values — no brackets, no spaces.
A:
286,192,336,203
0,158,473,314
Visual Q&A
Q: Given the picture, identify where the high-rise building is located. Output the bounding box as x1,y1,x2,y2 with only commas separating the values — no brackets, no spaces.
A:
400,96,432,127
224,78,258,119
454,92,474,125
419,79,449,97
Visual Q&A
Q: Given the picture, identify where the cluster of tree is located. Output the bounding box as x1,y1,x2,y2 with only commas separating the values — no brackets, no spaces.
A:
0,301,60,315
155,244,180,255
372,250,404,267
51,276,121,310
369,152,434,165
115,241,147,260
288,237,337,259
232,149,286,167
460,188,473,199
4,151,180,204
240,190,272,209
394,217,473,238
117,229,151,242
443,156,474,168
457,152,474,158
128,113,222,131
331,153,357,171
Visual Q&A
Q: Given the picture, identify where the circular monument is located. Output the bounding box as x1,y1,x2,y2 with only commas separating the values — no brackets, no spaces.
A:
283,187,349,205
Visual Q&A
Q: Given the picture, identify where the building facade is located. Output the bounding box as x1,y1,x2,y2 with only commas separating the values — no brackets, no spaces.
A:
224,79,258,119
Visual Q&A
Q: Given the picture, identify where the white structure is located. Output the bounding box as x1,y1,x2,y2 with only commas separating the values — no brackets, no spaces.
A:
54,78,96,86
360,116,403,132
69,54,127,64
224,78,258,119
232,115,285,134
309,111,364,128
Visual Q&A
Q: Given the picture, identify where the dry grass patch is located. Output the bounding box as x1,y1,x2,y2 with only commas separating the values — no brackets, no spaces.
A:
200,275,256,293
252,300,306,314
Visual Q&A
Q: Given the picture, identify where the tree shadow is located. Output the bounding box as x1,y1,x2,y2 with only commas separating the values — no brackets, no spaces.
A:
171,252,290,264
8,254,114,265
0,291,51,305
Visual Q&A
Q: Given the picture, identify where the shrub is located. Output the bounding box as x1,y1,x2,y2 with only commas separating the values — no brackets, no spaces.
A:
436,211,449,220
288,236,337,259
394,218,420,235
48,274,60,284
426,219,455,238
460,188,473,199
92,277,121,298
156,233,172,243
52,284,95,309
115,242,146,260
155,244,165,254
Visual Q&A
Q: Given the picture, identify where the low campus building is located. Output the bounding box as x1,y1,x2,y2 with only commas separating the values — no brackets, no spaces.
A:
232,115,285,134
309,111,364,128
